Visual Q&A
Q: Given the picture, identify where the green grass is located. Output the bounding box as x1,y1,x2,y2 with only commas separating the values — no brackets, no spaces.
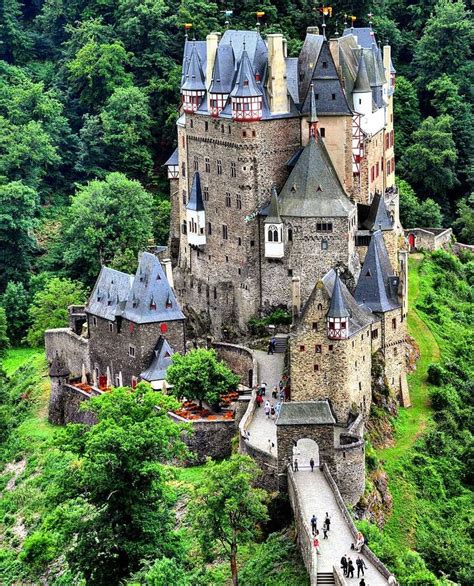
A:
376,254,440,546
3,347,44,377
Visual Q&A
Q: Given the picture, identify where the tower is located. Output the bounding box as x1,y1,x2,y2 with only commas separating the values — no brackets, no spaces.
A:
181,43,206,113
264,186,284,259
230,47,263,121
352,53,372,118
48,352,70,425
186,172,206,247
326,270,349,340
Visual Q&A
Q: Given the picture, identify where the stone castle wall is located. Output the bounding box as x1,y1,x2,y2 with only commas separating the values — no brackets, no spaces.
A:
213,342,258,388
45,328,90,378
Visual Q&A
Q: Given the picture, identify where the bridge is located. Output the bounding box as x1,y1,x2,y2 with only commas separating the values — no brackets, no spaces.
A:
240,350,394,585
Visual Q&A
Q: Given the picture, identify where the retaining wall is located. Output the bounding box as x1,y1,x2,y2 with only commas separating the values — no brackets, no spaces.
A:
287,465,318,586
213,342,258,388
45,328,90,378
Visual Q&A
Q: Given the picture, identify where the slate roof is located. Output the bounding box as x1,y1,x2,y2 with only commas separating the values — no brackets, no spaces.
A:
298,33,324,106
354,231,400,313
86,267,134,321
309,84,318,122
230,48,263,97
187,172,205,212
122,252,185,324
322,269,377,336
343,27,376,49
286,57,299,104
164,148,178,166
353,53,371,93
181,40,206,90
182,43,206,92
140,337,174,382
362,192,393,231
276,400,336,426
209,44,235,94
278,136,355,218
327,271,350,318
219,29,268,77
264,186,281,223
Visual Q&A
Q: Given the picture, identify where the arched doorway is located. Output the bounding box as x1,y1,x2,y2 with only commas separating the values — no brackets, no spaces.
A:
293,438,319,469
408,233,416,250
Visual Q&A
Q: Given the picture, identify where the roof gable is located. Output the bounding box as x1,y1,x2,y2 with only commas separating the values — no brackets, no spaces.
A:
86,267,134,321
140,337,174,382
187,172,205,212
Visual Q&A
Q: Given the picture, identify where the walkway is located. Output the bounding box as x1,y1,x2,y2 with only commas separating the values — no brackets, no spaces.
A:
294,468,388,584
246,350,284,454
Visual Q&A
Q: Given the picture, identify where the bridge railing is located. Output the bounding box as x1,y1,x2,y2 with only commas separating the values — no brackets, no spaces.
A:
287,465,318,586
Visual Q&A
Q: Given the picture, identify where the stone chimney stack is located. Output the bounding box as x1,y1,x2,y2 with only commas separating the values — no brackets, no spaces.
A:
267,33,288,115
206,32,221,90
162,258,174,289
291,277,301,321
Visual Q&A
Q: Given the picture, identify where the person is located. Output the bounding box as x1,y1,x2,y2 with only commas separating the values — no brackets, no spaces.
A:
279,389,285,401
256,393,263,408
264,400,270,419
309,457,315,472
347,559,355,578
270,403,276,420
268,439,274,453
340,555,348,576
359,580,366,586
275,401,282,415
310,514,317,534
279,379,284,392
272,385,278,398
313,535,320,554
293,458,298,471
355,532,365,552
260,381,267,396
356,556,367,578
271,337,276,352
267,339,274,355
324,512,331,531
322,526,328,539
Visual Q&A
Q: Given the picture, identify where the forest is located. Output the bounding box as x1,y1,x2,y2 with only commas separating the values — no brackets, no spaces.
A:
0,0,473,584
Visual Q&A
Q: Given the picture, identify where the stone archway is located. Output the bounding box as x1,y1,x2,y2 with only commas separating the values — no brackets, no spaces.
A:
294,437,319,468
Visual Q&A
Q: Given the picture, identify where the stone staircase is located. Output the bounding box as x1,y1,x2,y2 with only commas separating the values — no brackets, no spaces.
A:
317,572,335,585
273,334,288,353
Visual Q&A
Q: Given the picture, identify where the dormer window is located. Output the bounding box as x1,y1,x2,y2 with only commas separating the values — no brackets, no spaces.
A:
243,79,249,87
166,297,172,309
132,299,139,308
150,298,157,310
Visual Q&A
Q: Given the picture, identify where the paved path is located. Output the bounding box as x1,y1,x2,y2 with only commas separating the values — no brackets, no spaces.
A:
246,350,284,454
294,468,388,584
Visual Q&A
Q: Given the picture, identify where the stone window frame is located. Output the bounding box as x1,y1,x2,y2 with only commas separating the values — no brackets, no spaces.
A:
129,345,136,358
236,193,242,209
315,344,322,353
312,321,318,330
321,239,328,251
109,322,113,333
207,221,212,235
314,364,320,372
203,186,209,201
316,221,333,233
392,317,397,330
238,237,242,246
222,224,228,240
225,192,231,207
231,161,236,177
205,157,210,173
320,127,326,138
371,329,378,340
217,159,222,175
299,345,305,352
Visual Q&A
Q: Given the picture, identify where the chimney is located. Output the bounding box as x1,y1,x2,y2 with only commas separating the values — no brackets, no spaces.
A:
329,37,340,71
267,33,288,115
206,32,221,91
162,258,174,289
306,26,319,35
292,277,301,321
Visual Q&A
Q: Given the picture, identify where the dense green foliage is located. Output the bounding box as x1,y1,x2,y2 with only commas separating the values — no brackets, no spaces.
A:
167,348,240,409
364,250,474,584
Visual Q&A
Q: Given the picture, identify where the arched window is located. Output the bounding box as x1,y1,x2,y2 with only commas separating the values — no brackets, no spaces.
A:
268,224,279,242
317,303,323,311
268,229,273,242
272,229,278,242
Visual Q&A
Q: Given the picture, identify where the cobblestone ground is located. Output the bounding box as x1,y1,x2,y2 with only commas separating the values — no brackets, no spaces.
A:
246,350,284,454
294,468,388,584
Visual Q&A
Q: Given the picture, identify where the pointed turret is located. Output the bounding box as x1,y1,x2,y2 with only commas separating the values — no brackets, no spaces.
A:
354,231,400,313
264,186,284,258
327,270,350,339
208,45,234,116
362,192,393,231
354,54,370,92
181,44,206,113
308,83,319,138
352,53,372,117
186,172,206,246
230,48,263,121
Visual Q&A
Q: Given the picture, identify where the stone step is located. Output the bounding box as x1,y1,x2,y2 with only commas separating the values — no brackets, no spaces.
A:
273,335,288,353
317,573,335,585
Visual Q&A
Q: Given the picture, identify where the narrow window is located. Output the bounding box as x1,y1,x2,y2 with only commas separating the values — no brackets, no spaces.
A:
320,128,326,138
312,322,318,330
314,364,319,372
222,225,228,240
225,192,231,207
238,237,242,246
189,118,193,128
236,193,242,209
182,190,187,205
322,61,328,69
129,345,136,358
243,130,247,137
109,322,113,333
317,303,323,310
332,93,336,100
288,269,293,277
203,186,209,201
217,160,222,175
321,240,328,250
329,345,334,351
231,162,236,178
181,162,186,177
205,157,210,172
315,345,322,353
288,227,293,241
300,345,305,352
208,221,212,235
205,121,209,131
392,317,397,329
92,316,97,326
194,156,198,171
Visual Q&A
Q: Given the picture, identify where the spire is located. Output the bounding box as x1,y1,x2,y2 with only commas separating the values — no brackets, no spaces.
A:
353,53,371,92
230,49,263,97
182,45,205,91
309,83,319,138
265,186,281,223
328,270,350,318
187,172,205,211
209,48,223,93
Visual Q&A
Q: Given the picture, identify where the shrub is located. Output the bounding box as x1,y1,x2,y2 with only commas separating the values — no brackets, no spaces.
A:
19,531,56,570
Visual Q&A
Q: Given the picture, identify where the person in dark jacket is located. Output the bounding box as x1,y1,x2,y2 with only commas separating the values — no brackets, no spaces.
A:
340,555,348,576
347,559,355,578
356,556,368,577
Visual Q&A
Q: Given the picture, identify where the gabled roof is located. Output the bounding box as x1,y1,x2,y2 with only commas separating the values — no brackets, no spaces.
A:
182,44,206,92
140,337,174,382
343,27,376,49
209,44,235,94
327,271,350,318
264,186,281,224
277,400,336,426
86,267,134,321
121,252,184,324
230,48,263,97
353,53,371,93
298,33,324,105
219,30,267,76
278,136,355,218
354,231,400,313
362,192,393,231
187,172,205,212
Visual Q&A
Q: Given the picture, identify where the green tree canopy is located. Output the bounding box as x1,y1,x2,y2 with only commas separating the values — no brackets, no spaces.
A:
393,76,421,159
27,277,86,346
453,194,474,245
398,115,457,204
0,307,10,359
62,172,154,284
1,281,30,345
167,348,240,409
45,385,188,584
398,179,443,228
189,454,268,586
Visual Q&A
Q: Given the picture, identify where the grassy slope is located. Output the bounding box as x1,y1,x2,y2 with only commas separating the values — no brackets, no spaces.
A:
376,254,440,545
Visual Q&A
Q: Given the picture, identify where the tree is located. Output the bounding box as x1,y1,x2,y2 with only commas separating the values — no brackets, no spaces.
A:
393,76,421,159
167,348,240,409
189,454,268,586
414,0,474,89
0,0,30,63
62,172,154,285
453,194,474,244
0,307,10,359
100,86,154,178
49,385,188,584
398,115,457,203
155,197,171,245
398,179,443,228
1,282,30,345
27,277,86,346
0,181,37,291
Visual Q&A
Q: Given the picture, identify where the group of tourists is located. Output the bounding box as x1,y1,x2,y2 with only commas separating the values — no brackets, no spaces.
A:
310,512,331,553
255,379,286,414
340,554,368,581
